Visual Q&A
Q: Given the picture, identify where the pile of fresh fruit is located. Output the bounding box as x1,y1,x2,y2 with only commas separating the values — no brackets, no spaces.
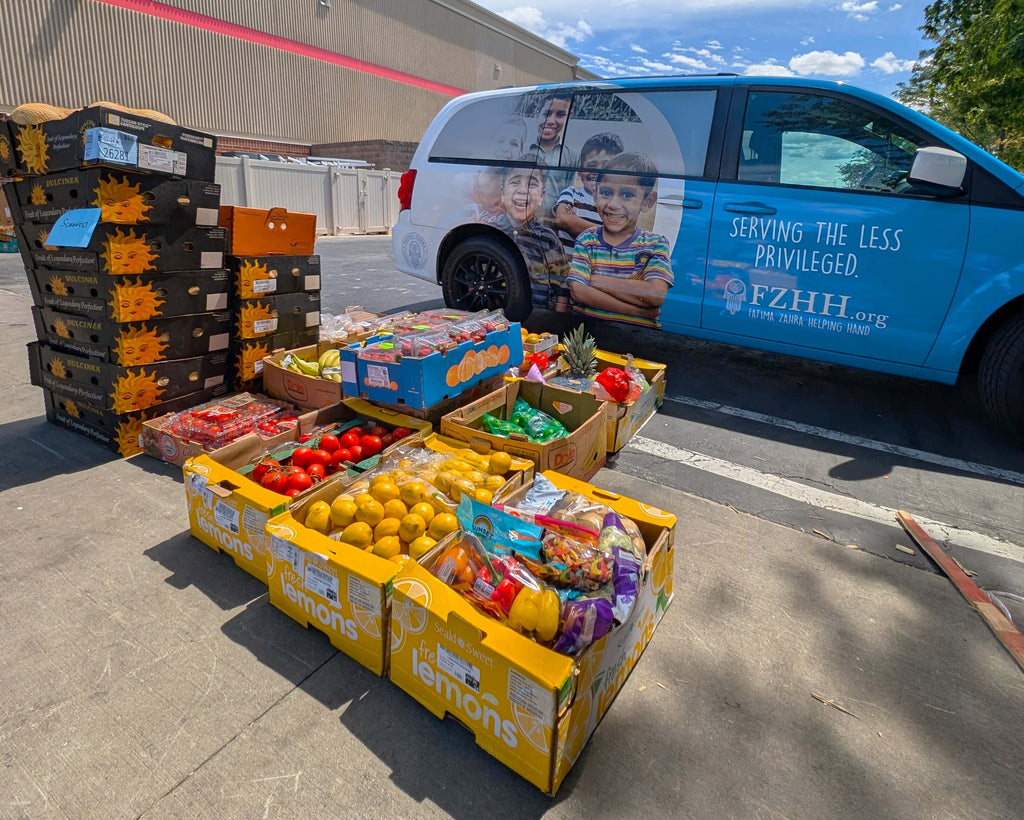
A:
358,309,511,363
160,393,299,450
282,348,342,382
246,421,415,498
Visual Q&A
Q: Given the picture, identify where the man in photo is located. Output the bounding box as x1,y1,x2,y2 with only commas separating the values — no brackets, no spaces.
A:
567,153,674,328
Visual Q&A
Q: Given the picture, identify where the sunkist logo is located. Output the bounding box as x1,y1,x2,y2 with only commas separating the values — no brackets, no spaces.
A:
409,640,518,748
278,571,359,642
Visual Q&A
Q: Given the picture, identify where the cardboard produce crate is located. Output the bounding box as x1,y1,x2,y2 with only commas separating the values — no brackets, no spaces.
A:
229,329,320,385
28,341,228,412
32,305,231,364
4,107,217,180
231,254,321,299
232,291,321,340
387,470,676,794
6,171,220,226
440,380,607,480
26,267,230,322
219,206,317,256
41,383,229,457
593,351,666,452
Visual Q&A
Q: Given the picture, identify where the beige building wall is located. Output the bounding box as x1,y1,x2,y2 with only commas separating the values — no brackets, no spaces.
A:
0,0,597,146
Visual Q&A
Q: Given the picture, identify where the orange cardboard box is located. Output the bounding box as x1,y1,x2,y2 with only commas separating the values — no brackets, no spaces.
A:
219,206,317,256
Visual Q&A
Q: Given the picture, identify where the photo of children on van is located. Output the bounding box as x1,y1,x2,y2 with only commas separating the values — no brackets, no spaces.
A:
467,89,676,328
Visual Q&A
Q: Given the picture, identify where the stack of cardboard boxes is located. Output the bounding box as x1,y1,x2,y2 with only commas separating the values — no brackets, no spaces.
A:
218,206,321,391
2,106,231,456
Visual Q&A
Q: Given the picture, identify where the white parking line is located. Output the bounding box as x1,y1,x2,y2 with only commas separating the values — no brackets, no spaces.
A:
663,392,1024,487
627,435,1024,563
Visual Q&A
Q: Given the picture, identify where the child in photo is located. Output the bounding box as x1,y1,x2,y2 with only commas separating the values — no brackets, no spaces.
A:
567,152,674,328
470,117,528,221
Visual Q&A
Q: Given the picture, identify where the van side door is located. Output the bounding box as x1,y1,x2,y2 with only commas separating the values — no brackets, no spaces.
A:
702,86,970,365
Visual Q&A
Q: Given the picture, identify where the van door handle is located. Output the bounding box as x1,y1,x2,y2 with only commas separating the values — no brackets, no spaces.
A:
723,202,777,215
658,196,703,210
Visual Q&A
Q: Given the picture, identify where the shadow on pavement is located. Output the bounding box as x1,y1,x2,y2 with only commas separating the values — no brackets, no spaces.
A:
0,413,116,492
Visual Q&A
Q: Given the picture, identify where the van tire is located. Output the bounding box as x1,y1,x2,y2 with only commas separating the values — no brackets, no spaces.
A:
441,237,532,321
978,312,1024,441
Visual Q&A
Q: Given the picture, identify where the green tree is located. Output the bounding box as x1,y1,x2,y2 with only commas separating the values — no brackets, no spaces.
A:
897,0,1024,169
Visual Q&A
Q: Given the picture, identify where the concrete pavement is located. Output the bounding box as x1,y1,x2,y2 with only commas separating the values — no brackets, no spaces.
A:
2,256,1024,818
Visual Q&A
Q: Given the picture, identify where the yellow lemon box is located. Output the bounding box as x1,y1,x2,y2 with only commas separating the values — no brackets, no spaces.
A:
264,482,406,676
387,470,676,794
593,350,666,453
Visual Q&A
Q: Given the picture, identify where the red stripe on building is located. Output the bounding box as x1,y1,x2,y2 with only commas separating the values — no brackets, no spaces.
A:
95,0,466,97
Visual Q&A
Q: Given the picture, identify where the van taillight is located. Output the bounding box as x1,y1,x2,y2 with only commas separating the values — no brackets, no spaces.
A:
398,169,416,211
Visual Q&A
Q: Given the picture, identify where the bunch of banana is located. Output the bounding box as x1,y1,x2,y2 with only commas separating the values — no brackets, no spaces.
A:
283,349,342,382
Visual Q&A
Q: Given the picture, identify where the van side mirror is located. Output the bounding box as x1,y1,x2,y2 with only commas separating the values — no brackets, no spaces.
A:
908,146,967,194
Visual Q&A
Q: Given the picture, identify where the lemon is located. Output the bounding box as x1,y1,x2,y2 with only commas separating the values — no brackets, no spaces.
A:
482,474,505,491
305,500,332,535
488,451,512,475
399,480,427,506
398,513,427,543
525,332,541,344
355,497,385,527
428,512,459,540
433,472,457,493
374,517,402,541
474,488,494,505
370,473,393,485
383,498,409,519
409,502,435,524
450,478,477,502
467,470,488,486
372,535,402,559
370,481,401,504
408,535,437,560
340,521,373,549
329,497,359,528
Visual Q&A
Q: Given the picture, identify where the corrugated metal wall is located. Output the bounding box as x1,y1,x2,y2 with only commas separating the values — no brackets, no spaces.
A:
0,0,586,145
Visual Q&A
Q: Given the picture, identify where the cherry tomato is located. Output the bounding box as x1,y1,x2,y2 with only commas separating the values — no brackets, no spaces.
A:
286,470,314,493
286,465,306,477
285,488,303,498
330,448,353,470
252,459,280,484
369,426,388,438
298,433,314,443
380,433,395,448
318,434,340,453
349,425,366,438
309,448,333,467
291,446,314,470
347,444,364,462
262,471,290,494
359,435,382,457
340,431,361,449
307,463,327,482
392,426,411,440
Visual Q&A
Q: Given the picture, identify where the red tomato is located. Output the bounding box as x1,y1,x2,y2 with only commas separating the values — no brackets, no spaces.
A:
298,433,314,443
307,463,327,482
286,470,314,493
347,444,364,462
340,431,361,449
252,459,280,484
330,448,353,469
380,433,395,448
392,426,411,440
359,435,382,457
291,446,314,469
349,426,367,438
309,449,333,467
369,425,388,438
318,434,340,453
285,488,303,498
262,471,290,494
286,465,305,477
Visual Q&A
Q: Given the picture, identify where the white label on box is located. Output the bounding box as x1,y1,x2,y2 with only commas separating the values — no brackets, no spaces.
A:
195,207,218,227
254,359,264,374
206,293,228,310
305,311,320,328
304,275,321,290
253,278,277,294
508,668,548,721
253,318,278,334
200,251,223,269
188,473,214,507
366,364,390,388
304,563,339,605
138,143,187,175
438,645,480,693
341,360,357,384
347,576,379,615
271,535,303,574
241,506,267,536
84,128,138,166
208,332,229,352
203,375,224,390
213,500,240,535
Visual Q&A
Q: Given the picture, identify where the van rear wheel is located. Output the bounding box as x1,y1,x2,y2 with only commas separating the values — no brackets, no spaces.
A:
978,312,1024,442
441,237,532,322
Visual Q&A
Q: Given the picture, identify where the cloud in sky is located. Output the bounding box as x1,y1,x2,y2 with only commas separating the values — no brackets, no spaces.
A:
790,49,866,75
631,44,648,53
888,2,902,9
501,6,592,48
800,35,816,45
741,60,796,77
871,51,915,72
836,0,878,21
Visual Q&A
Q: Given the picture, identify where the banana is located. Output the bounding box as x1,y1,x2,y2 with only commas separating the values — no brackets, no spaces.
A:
318,349,341,372
292,356,321,377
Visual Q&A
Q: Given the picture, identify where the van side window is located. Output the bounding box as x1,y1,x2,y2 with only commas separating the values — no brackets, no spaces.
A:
561,90,716,178
740,91,928,194
427,95,535,163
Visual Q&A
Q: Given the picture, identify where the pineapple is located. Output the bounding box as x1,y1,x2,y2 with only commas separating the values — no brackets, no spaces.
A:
563,323,597,378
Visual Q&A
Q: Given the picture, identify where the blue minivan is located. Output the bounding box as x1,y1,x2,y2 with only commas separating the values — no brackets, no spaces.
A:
392,76,1024,439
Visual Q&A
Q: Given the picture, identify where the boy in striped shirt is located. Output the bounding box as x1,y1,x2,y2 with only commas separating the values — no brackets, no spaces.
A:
567,153,674,328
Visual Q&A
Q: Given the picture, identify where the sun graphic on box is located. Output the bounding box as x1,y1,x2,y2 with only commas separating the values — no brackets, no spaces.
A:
102,228,158,275
49,358,69,379
235,341,269,382
30,184,46,205
62,399,80,418
115,416,145,457
114,325,168,366
93,175,152,223
16,124,48,174
237,259,270,297
111,369,164,413
0,135,11,162
236,302,276,338
48,275,69,296
53,318,71,339
111,278,164,321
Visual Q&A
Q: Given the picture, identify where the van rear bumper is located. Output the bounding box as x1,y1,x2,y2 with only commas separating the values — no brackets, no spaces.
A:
391,215,437,284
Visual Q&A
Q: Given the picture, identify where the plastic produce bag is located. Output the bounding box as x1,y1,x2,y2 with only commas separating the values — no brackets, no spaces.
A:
482,413,527,438
509,397,569,443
